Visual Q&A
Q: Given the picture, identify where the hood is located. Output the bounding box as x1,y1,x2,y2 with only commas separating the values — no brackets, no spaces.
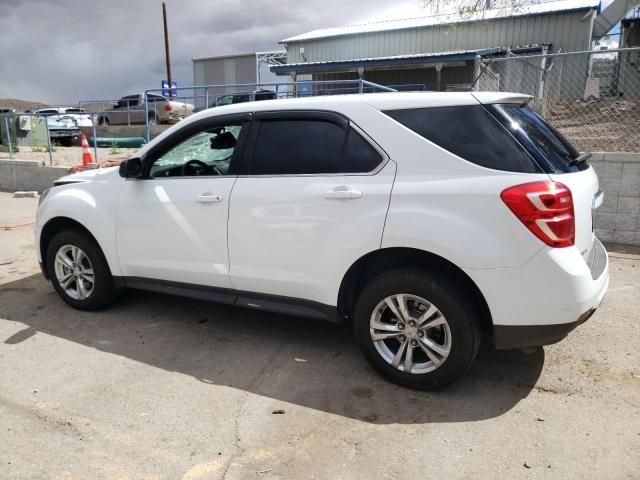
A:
54,166,119,185
46,115,78,129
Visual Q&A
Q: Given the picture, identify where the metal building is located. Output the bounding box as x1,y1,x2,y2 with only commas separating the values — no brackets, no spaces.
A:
272,0,601,91
192,51,287,105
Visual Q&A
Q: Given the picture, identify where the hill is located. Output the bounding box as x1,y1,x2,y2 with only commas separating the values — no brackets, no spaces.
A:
0,98,48,112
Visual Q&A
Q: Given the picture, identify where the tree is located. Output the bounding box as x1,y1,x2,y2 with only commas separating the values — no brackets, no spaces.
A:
420,0,539,17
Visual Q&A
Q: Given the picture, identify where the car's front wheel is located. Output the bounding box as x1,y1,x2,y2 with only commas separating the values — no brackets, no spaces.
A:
46,229,118,311
353,268,481,390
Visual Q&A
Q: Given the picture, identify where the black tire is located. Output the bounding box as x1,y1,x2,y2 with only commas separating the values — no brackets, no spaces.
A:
353,268,481,390
148,114,159,126
98,116,109,126
46,229,118,311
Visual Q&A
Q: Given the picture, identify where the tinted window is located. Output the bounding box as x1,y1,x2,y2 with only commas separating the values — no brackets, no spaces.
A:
342,128,383,173
117,96,139,108
251,119,345,175
488,104,587,173
216,95,234,106
384,106,541,173
147,94,166,103
150,124,244,178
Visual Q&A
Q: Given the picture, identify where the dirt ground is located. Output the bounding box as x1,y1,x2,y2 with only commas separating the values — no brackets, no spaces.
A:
0,192,639,480
0,146,136,168
546,98,640,153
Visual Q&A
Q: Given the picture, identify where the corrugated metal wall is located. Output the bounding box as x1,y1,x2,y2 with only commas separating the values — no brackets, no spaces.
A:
192,54,258,101
314,65,473,90
286,10,595,64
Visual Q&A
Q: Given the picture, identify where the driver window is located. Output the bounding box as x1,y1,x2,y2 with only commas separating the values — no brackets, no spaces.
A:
150,124,243,178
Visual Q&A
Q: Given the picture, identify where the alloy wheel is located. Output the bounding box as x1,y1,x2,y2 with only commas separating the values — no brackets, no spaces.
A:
369,293,452,374
54,245,95,301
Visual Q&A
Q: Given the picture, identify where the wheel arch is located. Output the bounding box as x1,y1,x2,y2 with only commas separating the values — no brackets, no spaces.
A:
40,217,102,279
337,247,493,337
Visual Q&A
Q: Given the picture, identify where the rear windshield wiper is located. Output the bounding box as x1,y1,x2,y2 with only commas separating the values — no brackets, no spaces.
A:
569,152,591,165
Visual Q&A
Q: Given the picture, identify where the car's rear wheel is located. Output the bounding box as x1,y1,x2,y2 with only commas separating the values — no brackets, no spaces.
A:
46,229,118,311
353,268,481,390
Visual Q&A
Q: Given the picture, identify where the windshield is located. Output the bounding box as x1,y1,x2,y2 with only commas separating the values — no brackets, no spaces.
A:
488,104,588,173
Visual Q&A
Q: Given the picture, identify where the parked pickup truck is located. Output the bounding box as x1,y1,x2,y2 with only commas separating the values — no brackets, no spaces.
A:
46,115,81,146
97,94,194,126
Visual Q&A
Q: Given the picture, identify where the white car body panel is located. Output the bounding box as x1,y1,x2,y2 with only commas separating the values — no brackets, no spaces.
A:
35,92,608,340
35,167,122,275
115,176,236,288
227,160,396,304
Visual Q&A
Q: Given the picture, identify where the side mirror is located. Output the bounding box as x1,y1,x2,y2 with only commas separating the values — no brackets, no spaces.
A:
210,131,236,150
119,157,143,178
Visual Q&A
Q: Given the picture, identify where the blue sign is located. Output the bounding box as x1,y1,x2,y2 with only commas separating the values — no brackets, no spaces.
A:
161,80,177,97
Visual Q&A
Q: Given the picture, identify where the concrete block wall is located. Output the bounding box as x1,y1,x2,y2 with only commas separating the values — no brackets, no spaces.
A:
0,160,70,193
590,153,640,246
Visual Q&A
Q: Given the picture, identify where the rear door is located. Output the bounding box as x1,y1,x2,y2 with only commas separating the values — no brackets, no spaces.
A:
227,111,396,306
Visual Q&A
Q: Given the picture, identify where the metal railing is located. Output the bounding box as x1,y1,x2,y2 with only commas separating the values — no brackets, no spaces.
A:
1,111,104,165
142,79,396,142
476,47,640,152
1,80,397,166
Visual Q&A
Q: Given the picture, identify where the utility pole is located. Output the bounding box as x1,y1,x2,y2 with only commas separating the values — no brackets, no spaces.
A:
162,1,173,97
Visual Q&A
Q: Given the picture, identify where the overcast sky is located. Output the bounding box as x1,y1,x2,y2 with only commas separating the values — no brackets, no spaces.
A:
0,0,619,104
0,0,426,104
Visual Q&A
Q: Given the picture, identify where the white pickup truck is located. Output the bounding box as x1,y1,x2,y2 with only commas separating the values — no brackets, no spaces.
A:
97,94,194,126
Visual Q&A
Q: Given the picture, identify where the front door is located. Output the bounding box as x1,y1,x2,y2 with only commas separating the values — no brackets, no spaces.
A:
116,116,249,288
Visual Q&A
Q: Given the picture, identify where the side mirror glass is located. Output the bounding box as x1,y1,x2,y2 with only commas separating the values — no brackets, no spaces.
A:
119,157,143,178
210,131,236,150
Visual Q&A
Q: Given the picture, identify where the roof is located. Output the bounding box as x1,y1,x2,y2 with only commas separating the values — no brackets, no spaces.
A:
280,0,600,43
135,91,532,158
270,45,548,75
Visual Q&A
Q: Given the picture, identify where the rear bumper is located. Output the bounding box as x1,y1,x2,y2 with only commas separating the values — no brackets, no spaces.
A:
494,308,597,349
464,238,609,349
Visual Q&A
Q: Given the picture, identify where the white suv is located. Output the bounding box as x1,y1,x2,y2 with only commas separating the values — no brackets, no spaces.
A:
35,92,609,389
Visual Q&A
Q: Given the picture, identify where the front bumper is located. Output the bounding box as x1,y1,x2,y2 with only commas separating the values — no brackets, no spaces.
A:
464,238,609,350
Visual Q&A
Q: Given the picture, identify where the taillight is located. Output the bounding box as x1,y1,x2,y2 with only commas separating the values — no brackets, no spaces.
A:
164,103,172,112
501,181,574,248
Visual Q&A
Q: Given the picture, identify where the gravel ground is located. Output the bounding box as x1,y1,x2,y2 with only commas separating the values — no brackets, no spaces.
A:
0,147,136,168
0,193,639,480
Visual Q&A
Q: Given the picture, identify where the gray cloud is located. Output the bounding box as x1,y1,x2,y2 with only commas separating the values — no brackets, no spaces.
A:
0,0,408,104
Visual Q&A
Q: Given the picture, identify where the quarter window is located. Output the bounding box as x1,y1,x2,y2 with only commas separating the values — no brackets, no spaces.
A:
384,106,541,173
342,128,383,173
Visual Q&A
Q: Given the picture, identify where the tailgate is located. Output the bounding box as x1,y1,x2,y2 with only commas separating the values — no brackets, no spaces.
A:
549,165,600,256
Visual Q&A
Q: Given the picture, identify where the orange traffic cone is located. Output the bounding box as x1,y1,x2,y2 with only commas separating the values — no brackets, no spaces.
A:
81,133,94,166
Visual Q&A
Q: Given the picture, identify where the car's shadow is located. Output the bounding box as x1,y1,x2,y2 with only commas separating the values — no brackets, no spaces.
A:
0,274,544,424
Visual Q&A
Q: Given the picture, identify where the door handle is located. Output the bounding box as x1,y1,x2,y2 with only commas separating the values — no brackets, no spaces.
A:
322,189,362,200
195,193,223,203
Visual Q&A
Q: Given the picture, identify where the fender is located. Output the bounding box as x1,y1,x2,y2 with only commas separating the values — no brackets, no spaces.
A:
36,168,124,276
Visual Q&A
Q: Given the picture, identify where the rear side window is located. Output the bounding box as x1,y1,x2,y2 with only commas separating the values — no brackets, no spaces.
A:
488,104,588,173
384,106,541,173
250,119,382,175
251,119,344,174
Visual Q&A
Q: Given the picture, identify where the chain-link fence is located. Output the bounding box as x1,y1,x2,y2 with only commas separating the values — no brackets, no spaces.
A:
477,47,640,152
